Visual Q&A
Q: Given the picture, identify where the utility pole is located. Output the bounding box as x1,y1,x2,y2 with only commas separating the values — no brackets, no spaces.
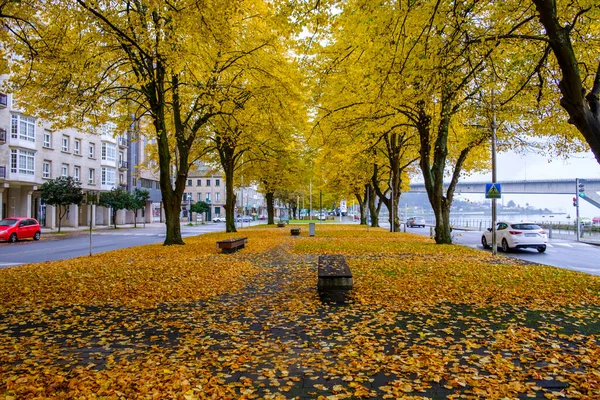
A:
309,181,312,221
576,178,580,242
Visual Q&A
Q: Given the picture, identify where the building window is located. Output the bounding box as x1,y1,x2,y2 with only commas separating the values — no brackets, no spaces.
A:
101,167,116,185
88,168,95,184
20,150,35,175
120,173,125,184
216,192,220,202
61,164,69,177
74,166,80,182
10,149,35,175
206,193,211,202
197,193,202,202
11,114,36,142
43,131,52,148
206,179,211,186
215,179,220,187
62,136,69,152
43,161,51,179
214,206,220,215
89,143,95,158
155,181,160,190
74,139,81,155
197,179,201,186
10,150,17,173
101,143,116,162
188,179,192,186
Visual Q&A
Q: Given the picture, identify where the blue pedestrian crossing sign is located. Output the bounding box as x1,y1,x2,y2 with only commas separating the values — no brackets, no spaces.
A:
485,183,502,199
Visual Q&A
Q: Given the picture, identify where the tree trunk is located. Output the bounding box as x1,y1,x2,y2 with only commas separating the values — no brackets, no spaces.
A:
224,165,237,233
369,187,379,227
417,100,453,244
355,191,367,225
433,199,452,244
533,0,600,165
134,210,138,228
112,208,117,229
266,192,275,224
58,205,66,233
163,199,182,243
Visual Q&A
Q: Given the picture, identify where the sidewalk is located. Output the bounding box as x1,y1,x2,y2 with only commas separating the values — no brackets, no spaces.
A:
41,221,170,234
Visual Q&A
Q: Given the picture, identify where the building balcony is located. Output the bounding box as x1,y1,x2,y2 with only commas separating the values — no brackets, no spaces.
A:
119,161,128,170
0,165,6,179
0,128,6,143
0,93,7,108
118,137,128,148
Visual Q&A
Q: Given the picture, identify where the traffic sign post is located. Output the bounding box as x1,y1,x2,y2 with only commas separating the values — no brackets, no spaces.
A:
485,183,502,199
485,183,501,255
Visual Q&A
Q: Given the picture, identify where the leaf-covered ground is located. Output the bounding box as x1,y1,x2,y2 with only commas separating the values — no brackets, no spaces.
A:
2,225,600,399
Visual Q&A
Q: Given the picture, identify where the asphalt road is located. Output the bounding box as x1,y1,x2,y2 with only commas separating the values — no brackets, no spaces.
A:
3,221,600,276
403,225,600,276
0,221,259,268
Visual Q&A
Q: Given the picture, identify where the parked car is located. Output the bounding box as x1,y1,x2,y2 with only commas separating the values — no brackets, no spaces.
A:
481,221,547,253
236,215,252,223
0,217,41,243
406,216,426,228
212,216,226,223
317,213,327,220
593,216,600,226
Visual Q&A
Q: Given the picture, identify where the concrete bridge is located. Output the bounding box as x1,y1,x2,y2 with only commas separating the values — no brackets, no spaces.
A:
408,179,600,208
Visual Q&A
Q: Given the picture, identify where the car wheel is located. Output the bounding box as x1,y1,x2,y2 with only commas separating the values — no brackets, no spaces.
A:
8,233,17,243
33,231,41,241
481,236,490,249
501,238,510,252
537,246,546,253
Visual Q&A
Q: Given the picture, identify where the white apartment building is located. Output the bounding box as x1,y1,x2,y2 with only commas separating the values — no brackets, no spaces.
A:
0,89,161,228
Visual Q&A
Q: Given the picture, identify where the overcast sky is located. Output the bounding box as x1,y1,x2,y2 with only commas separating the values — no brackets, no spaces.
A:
465,150,600,182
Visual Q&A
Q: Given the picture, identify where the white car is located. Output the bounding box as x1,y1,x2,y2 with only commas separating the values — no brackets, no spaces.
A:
212,216,226,222
481,221,547,253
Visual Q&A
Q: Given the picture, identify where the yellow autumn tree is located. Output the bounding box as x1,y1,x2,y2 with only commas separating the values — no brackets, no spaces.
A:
3,0,299,243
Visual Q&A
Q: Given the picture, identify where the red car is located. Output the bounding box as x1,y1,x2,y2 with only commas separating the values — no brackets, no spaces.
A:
0,217,41,243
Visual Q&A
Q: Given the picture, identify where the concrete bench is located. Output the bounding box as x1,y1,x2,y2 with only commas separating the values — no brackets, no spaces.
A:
291,228,301,236
216,237,248,254
317,255,353,300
